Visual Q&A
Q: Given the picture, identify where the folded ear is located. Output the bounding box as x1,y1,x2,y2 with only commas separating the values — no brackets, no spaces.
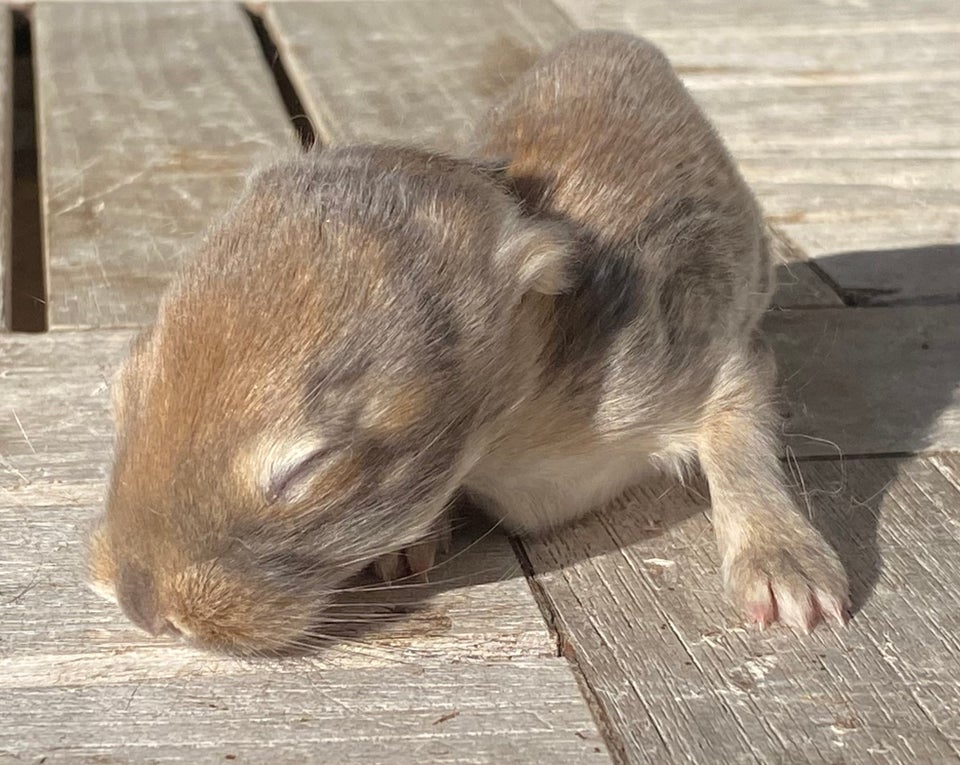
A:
495,215,575,298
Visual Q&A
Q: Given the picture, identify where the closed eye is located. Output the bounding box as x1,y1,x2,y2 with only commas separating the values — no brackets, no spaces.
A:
267,447,337,504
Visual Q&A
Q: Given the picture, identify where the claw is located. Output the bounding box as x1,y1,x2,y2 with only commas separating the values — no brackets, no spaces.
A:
404,541,437,583
371,512,453,583
373,552,404,582
727,539,849,635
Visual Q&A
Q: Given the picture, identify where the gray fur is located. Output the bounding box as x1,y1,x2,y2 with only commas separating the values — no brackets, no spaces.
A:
89,32,848,655
466,31,848,630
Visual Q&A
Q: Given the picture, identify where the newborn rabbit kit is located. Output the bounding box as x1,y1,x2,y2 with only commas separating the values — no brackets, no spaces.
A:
88,31,849,654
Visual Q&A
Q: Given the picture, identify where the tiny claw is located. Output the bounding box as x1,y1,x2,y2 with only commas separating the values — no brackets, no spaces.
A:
373,552,404,582
404,542,437,583
815,589,851,627
834,605,853,628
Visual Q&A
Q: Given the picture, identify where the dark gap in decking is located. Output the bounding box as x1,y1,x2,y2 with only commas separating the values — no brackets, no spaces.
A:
784,450,918,463
510,537,563,656
803,259,859,307
10,9,45,332
244,6,316,149
510,537,631,765
837,294,960,308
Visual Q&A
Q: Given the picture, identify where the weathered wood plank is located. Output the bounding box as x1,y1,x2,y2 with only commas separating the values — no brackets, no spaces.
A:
756,178,959,252
34,3,295,330
264,0,575,148
0,9,10,330
0,664,609,764
552,2,960,302
767,305,960,457
692,73,959,164
522,456,960,763
752,163,960,272
555,0,958,33
670,28,960,294
691,77,959,262
624,26,959,85
0,331,611,764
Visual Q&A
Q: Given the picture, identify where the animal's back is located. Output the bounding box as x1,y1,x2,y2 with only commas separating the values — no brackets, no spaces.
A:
475,31,773,369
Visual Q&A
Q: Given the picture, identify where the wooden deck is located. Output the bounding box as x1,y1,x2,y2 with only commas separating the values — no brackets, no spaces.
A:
1,1,959,762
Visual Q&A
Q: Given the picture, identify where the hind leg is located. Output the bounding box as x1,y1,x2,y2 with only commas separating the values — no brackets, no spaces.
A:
697,347,849,631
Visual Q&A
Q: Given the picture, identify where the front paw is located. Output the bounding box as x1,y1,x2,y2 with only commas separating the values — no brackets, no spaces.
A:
725,531,850,633
371,513,453,583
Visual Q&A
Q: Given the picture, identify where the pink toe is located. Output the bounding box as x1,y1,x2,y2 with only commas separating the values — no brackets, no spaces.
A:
748,601,776,629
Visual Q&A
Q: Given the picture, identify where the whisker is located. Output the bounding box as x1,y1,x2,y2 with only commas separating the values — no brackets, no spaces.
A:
335,566,504,594
310,613,405,623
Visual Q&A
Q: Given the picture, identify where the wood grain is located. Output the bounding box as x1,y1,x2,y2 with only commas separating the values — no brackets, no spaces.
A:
755,176,960,255
554,0,960,301
0,9,10,330
0,331,611,764
0,665,609,764
690,81,958,159
521,456,960,763
680,58,959,283
554,0,958,33
678,31,960,290
623,26,959,85
766,305,960,457
264,0,575,148
34,3,295,329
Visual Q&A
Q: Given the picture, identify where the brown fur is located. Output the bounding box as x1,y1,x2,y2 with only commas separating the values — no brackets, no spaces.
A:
92,145,570,653
91,32,848,654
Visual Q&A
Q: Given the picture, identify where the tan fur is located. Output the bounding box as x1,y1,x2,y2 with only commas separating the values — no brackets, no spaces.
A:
360,382,430,435
91,32,848,654
92,144,569,653
87,522,118,603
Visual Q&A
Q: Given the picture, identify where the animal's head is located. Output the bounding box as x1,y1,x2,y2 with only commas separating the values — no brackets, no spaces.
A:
88,146,570,653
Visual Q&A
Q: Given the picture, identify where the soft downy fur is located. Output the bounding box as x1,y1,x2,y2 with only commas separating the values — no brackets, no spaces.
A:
466,31,848,630
91,146,578,653
90,31,848,655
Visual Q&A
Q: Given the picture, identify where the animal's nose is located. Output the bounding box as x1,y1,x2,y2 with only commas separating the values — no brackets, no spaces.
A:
116,561,180,637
